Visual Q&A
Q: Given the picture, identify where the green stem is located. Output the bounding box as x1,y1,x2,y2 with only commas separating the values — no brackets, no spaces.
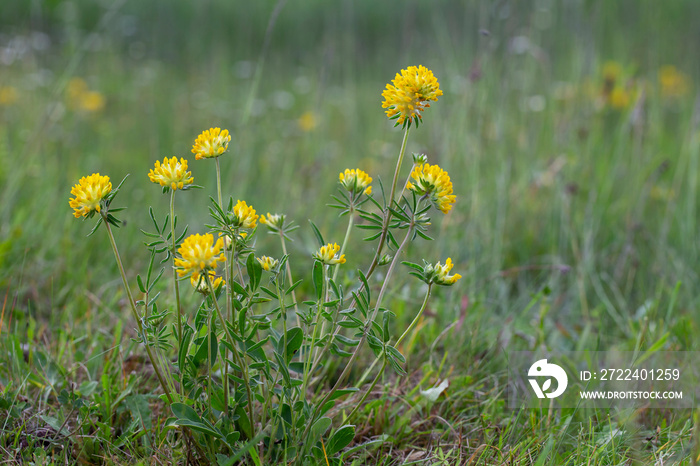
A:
279,231,301,327
362,125,411,289
345,284,433,422
215,157,223,208
215,157,232,418
103,219,173,404
170,191,183,348
301,224,414,443
331,213,354,284
300,266,326,400
205,273,255,439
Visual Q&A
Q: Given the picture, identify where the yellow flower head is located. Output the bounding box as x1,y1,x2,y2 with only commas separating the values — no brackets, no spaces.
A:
428,258,462,286
314,243,346,265
190,270,225,294
66,78,105,112
192,127,231,160
339,168,372,196
259,212,285,230
298,111,317,132
659,65,689,98
232,200,258,229
257,256,279,272
80,91,105,112
174,233,226,277
148,157,194,191
69,173,112,218
406,163,456,214
0,86,19,106
602,61,622,85
382,65,443,127
608,86,631,109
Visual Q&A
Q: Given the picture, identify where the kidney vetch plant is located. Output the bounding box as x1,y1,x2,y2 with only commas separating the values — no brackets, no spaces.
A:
69,64,461,464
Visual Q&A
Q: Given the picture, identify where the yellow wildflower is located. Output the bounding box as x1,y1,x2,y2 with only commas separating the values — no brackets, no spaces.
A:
69,173,112,218
66,78,105,112
659,65,689,98
148,157,194,191
339,168,372,196
191,270,225,294
259,213,285,230
428,258,462,286
232,200,258,229
406,163,456,214
174,233,226,278
314,243,346,265
257,256,279,272
608,86,631,109
192,127,231,160
0,86,19,106
382,65,443,127
298,111,317,132
80,91,105,112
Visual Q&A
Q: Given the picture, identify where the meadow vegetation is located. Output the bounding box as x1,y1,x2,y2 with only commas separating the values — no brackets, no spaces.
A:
1,0,700,464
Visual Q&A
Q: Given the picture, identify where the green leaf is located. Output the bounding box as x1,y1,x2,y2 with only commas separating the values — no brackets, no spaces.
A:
312,260,324,300
171,403,221,438
327,388,359,401
308,417,332,445
246,253,262,292
327,425,355,455
125,394,153,433
279,327,303,363
136,275,146,293
308,220,325,247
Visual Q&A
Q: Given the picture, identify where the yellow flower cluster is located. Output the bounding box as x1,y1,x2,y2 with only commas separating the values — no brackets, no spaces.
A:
257,256,279,272
67,78,105,113
599,61,637,110
313,243,346,265
659,65,689,99
148,157,194,191
259,213,285,230
0,86,18,106
406,163,456,214
174,233,226,278
428,258,461,286
339,169,372,196
382,65,443,126
232,200,258,229
190,270,225,294
192,127,231,160
69,173,112,218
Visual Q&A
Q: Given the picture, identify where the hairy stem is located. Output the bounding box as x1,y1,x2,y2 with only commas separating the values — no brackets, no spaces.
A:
103,220,173,404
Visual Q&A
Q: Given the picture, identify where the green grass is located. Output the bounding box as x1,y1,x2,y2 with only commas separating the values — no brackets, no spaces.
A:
2,0,700,464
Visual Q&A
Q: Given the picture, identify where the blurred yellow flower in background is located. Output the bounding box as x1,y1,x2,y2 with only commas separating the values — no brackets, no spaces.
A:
659,65,690,98
298,111,318,132
382,65,443,127
66,77,105,112
148,157,194,191
69,173,112,218
192,127,231,160
0,86,19,106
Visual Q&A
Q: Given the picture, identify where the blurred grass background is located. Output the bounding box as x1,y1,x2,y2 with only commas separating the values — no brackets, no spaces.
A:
2,0,700,462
